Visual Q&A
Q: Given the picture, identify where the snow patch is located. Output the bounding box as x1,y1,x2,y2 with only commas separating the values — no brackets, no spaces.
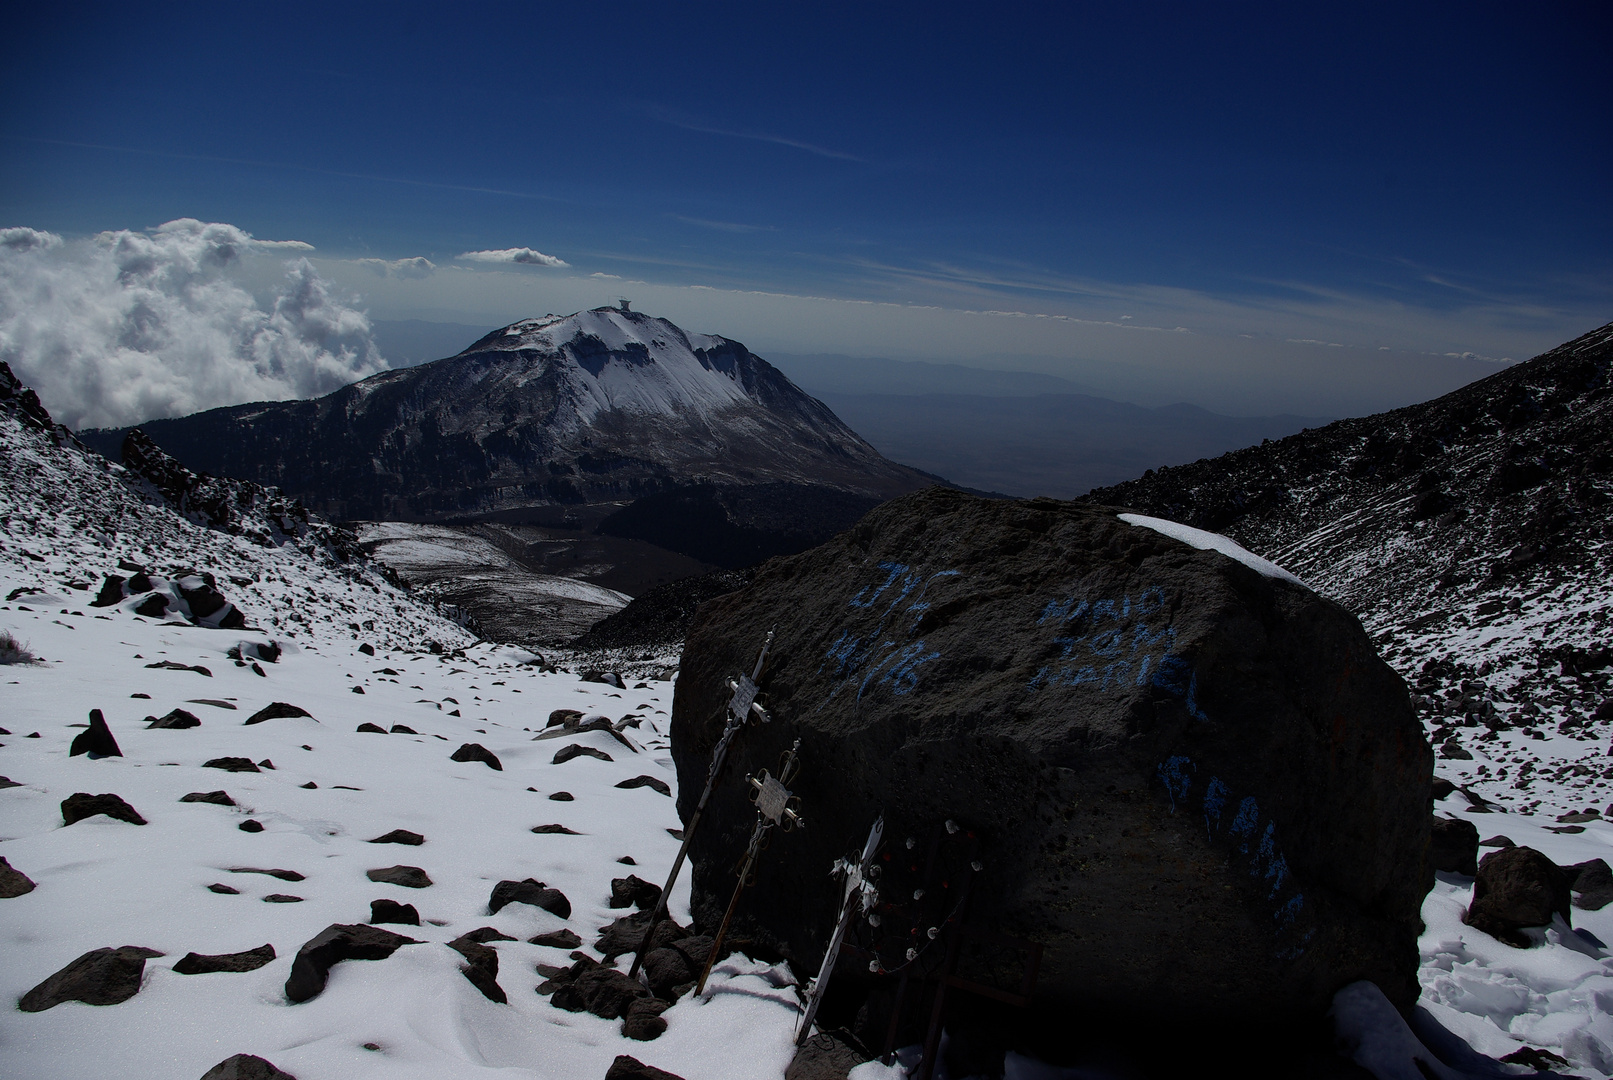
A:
1118,513,1308,587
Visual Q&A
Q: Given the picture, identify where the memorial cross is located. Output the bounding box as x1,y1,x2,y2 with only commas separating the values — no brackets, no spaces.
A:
795,815,884,1045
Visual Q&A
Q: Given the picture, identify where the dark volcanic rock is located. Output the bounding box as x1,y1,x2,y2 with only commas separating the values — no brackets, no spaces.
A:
367,865,432,889
356,722,386,733
529,928,583,949
1465,846,1572,946
18,945,164,1010
575,568,757,649
553,743,612,765
487,878,571,918
239,819,264,833
228,867,305,881
547,709,583,727
0,855,37,897
548,791,575,801
148,708,202,729
605,1054,687,1080
62,792,146,826
641,947,693,1001
450,743,502,770
181,790,236,806
244,702,313,725
609,875,662,911
673,487,1433,1033
199,1054,298,1080
1430,816,1480,876
615,775,671,796
787,1030,871,1080
369,899,421,925
621,996,671,1040
447,933,507,1003
531,823,581,835
369,829,425,845
208,883,240,894
284,923,421,1003
173,944,276,974
595,912,689,960
69,709,122,757
262,894,303,903
1565,859,1613,911
204,757,261,773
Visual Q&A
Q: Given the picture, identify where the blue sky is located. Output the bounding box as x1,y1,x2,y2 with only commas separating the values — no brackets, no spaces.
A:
2,2,1610,417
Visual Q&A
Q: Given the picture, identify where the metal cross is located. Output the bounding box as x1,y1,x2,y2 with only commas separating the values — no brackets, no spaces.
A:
628,630,773,980
796,815,884,1044
694,738,804,996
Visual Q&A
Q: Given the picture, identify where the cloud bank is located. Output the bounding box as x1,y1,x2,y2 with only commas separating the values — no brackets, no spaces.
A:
0,219,386,430
457,247,568,268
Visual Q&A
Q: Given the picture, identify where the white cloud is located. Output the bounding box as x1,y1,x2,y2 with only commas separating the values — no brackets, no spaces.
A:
355,256,437,279
0,219,386,430
0,227,63,253
590,272,622,280
457,247,568,268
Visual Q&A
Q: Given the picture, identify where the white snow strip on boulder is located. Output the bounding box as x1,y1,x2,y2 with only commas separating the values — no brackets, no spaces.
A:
1117,513,1308,588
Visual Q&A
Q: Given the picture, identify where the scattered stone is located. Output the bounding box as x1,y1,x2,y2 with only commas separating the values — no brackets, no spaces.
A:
1480,835,1515,848
531,824,581,835
1465,846,1572,946
553,743,612,765
207,883,240,895
172,944,276,974
547,709,583,728
1438,740,1473,760
787,1029,872,1080
369,899,421,925
0,855,37,897
369,829,425,846
199,1053,297,1080
18,945,164,1011
204,757,260,773
618,856,637,865
666,829,684,841
147,708,201,729
450,743,502,770
641,947,694,1001
244,702,313,725
239,820,264,833
595,912,688,960
1500,1047,1572,1072
284,923,421,1003
263,894,304,903
351,686,366,695
615,775,670,796
458,927,517,943
610,875,662,911
390,725,417,734
549,791,575,802
300,782,317,789
605,1055,686,1080
188,698,237,710
0,776,20,789
488,878,571,918
145,660,212,676
1429,816,1479,876
356,722,387,733
359,643,375,656
68,709,122,758
367,865,432,889
448,934,507,1003
549,963,653,1020
622,996,671,1040
181,790,236,806
529,929,582,949
228,867,305,881
62,792,146,826
1565,859,1613,911
257,759,275,770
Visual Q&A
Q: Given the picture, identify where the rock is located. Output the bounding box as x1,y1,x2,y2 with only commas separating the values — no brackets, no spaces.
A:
0,855,37,897
284,923,421,1003
1429,816,1479,876
359,643,375,656
390,725,417,734
582,670,625,689
553,743,612,765
199,1054,298,1080
549,791,575,801
1480,835,1515,848
618,856,637,865
257,759,275,770
356,722,386,733
447,934,506,1003
238,820,264,833
487,878,571,918
181,790,236,806
596,912,688,960
529,929,583,949
672,488,1434,1026
145,660,212,676
787,1029,872,1080
68,709,122,758
531,824,581,835
204,757,260,773
172,944,276,974
1430,777,1456,800
62,792,146,826
369,899,421,925
548,708,583,727
0,775,19,787
147,708,202,729
208,883,240,894
18,945,164,1011
369,829,425,845
228,867,305,881
615,775,671,796
1565,859,1613,911
263,894,303,903
1438,740,1473,760
642,947,693,1001
134,593,170,618
605,1054,687,1080
458,926,517,943
610,875,663,910
450,742,502,770
91,574,127,607
367,865,432,889
622,996,671,1040
1465,846,1572,946
561,965,653,1019
244,702,313,725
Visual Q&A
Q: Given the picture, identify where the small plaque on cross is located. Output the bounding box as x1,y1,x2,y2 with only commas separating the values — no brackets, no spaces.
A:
756,773,790,823
729,674,760,720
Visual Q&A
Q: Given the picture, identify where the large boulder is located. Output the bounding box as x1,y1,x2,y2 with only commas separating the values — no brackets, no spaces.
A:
671,489,1431,1050
1465,846,1572,946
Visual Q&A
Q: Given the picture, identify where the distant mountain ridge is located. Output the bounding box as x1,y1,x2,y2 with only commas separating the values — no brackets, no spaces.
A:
80,307,937,524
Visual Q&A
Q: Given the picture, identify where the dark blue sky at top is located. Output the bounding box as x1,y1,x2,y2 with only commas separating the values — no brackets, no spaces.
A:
3,2,1609,328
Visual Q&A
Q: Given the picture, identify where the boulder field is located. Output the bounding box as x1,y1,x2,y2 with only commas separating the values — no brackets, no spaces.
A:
671,488,1432,1057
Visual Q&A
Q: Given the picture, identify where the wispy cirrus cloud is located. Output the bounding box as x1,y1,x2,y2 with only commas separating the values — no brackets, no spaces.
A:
671,214,777,234
645,105,862,162
456,247,569,268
